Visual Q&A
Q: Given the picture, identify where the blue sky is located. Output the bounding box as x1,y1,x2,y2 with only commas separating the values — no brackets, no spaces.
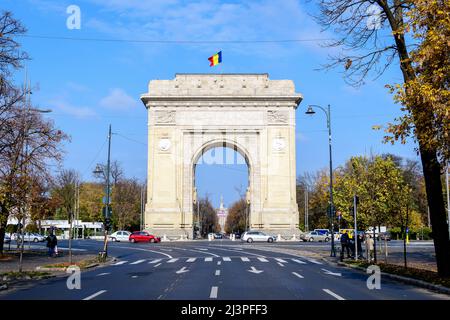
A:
4,0,419,208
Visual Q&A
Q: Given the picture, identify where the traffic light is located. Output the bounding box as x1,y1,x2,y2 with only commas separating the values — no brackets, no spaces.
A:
104,218,112,231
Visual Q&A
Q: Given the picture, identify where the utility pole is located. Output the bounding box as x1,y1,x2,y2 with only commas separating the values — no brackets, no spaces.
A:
353,195,358,261
304,185,309,232
446,164,449,239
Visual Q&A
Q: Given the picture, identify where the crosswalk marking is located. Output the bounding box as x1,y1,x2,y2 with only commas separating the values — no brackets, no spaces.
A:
186,258,196,262
275,258,287,263
210,286,218,299
113,261,127,266
306,258,323,265
241,257,250,262
167,258,178,263
323,289,345,300
130,259,145,265
223,257,231,262
149,259,162,264
205,257,213,262
292,259,306,264
257,257,269,262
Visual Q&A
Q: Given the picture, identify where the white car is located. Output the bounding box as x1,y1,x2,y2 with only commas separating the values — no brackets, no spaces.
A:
241,231,276,243
109,231,131,242
17,232,46,242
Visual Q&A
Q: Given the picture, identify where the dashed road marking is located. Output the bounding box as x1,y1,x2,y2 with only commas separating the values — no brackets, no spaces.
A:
96,272,110,276
154,263,162,268
257,257,269,262
113,261,127,266
215,270,221,276
149,259,162,264
83,290,107,300
222,257,231,262
217,261,221,265
205,257,213,262
277,262,285,267
186,258,196,262
130,259,146,265
292,272,304,279
210,286,218,299
292,259,306,264
167,258,178,263
306,258,323,265
275,258,287,263
323,289,345,300
241,257,250,262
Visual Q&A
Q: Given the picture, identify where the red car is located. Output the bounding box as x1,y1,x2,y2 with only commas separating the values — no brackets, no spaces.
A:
129,231,161,243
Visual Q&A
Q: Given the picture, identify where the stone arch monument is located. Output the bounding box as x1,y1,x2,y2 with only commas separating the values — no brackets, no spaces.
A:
140,74,303,238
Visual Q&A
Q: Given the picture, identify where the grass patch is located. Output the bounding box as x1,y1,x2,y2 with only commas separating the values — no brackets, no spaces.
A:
41,258,99,270
344,259,450,288
1,270,52,282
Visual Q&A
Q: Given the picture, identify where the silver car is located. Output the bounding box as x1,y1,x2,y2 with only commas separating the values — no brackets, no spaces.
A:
17,232,46,242
241,231,276,243
109,231,131,242
301,231,330,242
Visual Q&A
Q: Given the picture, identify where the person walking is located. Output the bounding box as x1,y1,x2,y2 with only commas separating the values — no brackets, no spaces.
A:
357,233,364,259
45,230,58,258
340,231,350,260
366,234,374,262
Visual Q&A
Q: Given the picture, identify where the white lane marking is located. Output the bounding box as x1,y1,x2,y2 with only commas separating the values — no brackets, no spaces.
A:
292,272,304,279
176,267,189,274
248,266,264,274
113,261,127,266
96,272,110,276
210,286,218,299
115,246,173,258
149,259,162,264
130,259,146,265
132,276,138,278
323,289,345,300
277,262,285,267
167,258,178,263
241,257,250,262
154,263,162,268
83,290,107,300
222,257,231,262
232,248,243,251
209,246,266,258
205,257,213,262
217,261,221,265
215,270,221,276
292,259,306,264
163,246,220,257
275,258,287,263
195,248,208,251
257,257,269,262
186,258,196,262
306,258,323,265
159,248,173,252
321,268,342,277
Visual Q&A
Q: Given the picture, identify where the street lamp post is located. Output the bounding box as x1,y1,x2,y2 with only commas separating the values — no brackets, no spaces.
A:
306,104,336,257
93,124,112,260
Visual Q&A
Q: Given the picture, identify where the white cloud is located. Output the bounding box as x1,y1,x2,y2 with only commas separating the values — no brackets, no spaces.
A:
49,100,97,119
99,88,139,110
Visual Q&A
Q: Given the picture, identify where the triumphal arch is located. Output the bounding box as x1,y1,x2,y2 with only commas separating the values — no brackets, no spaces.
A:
141,74,303,238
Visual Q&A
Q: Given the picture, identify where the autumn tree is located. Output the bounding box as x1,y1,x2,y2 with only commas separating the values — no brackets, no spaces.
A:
112,178,142,231
315,0,450,276
52,170,80,264
198,197,220,237
225,198,247,234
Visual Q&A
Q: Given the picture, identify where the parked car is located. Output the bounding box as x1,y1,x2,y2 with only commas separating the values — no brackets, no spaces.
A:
16,232,46,242
379,232,391,241
301,231,330,242
3,233,11,244
129,231,161,243
214,233,223,239
314,229,330,236
109,231,131,242
241,231,276,243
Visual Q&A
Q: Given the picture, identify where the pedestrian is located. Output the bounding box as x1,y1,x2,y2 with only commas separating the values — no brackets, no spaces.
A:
366,234,374,262
357,233,364,259
348,233,355,258
340,231,351,260
45,230,58,257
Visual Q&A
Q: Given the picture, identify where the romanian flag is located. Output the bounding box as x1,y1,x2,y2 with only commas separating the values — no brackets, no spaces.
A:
208,51,222,67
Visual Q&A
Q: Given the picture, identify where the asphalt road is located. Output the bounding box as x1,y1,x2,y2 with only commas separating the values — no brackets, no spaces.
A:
1,239,448,300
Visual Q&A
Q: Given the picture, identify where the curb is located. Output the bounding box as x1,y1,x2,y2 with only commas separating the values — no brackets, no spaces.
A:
337,261,450,295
